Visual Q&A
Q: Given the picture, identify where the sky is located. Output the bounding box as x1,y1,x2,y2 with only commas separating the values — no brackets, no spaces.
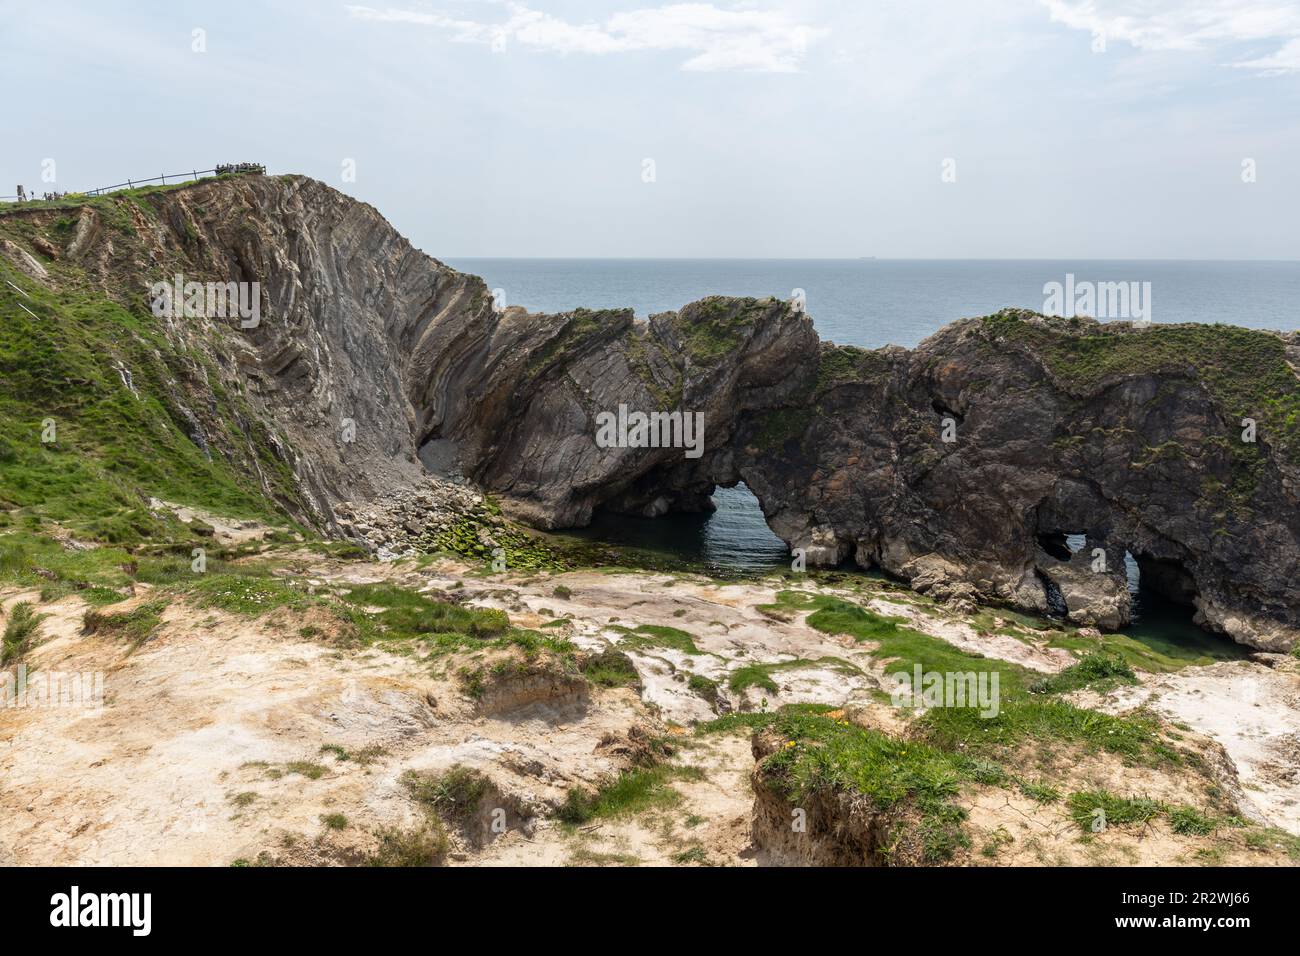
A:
1,0,1296,258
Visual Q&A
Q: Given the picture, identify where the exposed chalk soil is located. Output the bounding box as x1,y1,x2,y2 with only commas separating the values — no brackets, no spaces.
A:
3,537,1296,867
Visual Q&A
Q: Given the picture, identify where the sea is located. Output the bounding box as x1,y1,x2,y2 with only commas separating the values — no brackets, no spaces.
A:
445,257,1300,656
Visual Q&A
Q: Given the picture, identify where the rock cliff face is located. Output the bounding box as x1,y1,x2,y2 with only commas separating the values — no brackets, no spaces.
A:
450,297,1300,652
6,174,1298,651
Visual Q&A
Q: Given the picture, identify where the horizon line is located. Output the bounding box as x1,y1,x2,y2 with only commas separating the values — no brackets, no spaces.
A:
443,256,1300,263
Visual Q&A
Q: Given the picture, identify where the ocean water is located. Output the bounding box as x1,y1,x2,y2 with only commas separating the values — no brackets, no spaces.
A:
447,258,1295,654
447,258,1300,349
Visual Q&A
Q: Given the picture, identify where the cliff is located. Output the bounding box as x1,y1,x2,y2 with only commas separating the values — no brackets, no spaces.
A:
2,173,1296,651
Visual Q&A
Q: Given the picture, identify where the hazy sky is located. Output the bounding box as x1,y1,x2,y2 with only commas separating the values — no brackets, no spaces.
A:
2,0,1297,258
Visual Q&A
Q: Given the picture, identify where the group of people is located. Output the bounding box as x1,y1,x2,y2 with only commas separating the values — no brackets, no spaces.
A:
215,162,266,176
3,162,266,203
4,187,69,202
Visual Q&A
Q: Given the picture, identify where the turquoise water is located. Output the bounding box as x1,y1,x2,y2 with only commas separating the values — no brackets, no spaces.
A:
451,258,1292,654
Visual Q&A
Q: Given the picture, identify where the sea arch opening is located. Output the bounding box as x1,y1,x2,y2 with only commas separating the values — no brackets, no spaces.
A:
572,481,789,573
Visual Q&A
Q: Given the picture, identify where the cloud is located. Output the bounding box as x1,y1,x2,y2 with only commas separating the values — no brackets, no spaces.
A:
1234,35,1300,72
1040,0,1300,71
345,2,826,72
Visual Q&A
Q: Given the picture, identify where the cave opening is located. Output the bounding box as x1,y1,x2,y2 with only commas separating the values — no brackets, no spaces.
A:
1036,530,1078,562
571,481,789,573
1055,535,1249,661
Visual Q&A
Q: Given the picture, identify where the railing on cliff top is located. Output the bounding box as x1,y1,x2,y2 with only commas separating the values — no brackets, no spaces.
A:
0,163,266,202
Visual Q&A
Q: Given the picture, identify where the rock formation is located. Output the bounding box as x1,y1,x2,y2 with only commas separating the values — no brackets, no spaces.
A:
6,174,1298,651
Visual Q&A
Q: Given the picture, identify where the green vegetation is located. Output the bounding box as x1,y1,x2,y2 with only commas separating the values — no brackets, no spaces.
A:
401,765,492,827
1048,625,1249,672
612,622,703,655
1066,790,1242,835
524,307,625,378
981,311,1300,475
580,647,641,688
556,764,703,825
759,708,971,862
752,406,814,451
188,571,313,615
814,344,891,391
0,250,304,546
338,582,509,645
766,589,1177,766
1067,790,1162,831
1,601,46,664
320,813,348,830
1242,827,1300,861
1166,804,1220,836
284,761,328,780
81,598,167,647
432,509,564,571
763,589,1030,691
672,846,709,865
686,672,720,708
455,627,582,701
727,656,861,693
1029,651,1137,695
366,822,448,867
1018,779,1063,804
318,743,387,765
694,710,784,735
672,297,774,365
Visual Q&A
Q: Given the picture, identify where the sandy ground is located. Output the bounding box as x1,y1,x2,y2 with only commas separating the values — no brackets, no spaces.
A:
1084,660,1300,834
3,556,1297,866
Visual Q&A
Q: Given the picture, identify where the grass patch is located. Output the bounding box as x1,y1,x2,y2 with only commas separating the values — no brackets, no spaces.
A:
366,822,448,867
764,591,1175,765
764,590,1031,692
758,708,972,862
0,250,303,543
188,572,313,616
1065,790,1161,832
612,623,703,655
337,582,512,648
284,761,328,780
1,601,46,664
1030,651,1137,694
580,647,641,688
401,765,492,827
556,765,702,824
81,598,167,646
1017,779,1062,804
727,656,861,693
